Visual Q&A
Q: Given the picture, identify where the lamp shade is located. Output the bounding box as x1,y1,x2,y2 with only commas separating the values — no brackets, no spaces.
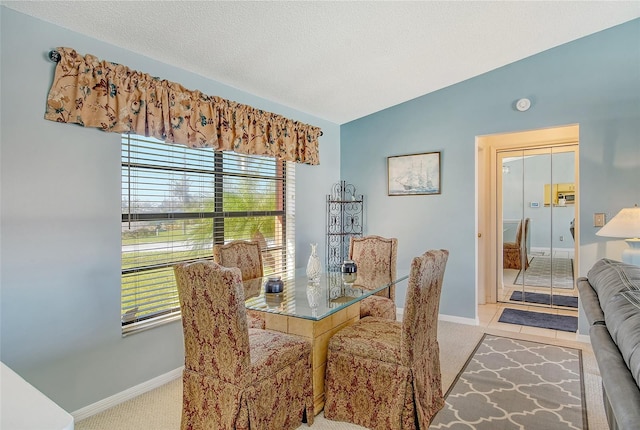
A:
596,205,640,239
596,204,640,266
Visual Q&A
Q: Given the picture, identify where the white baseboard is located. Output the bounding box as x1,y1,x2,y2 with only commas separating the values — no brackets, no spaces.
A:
438,313,479,326
71,367,183,421
397,307,478,326
530,247,575,257
576,333,591,344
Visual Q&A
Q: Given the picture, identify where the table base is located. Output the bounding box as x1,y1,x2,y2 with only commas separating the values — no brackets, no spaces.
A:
262,302,360,415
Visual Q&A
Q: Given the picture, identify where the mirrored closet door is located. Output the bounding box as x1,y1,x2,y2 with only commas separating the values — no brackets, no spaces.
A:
497,146,577,308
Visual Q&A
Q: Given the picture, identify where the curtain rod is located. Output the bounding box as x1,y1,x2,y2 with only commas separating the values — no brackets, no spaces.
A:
47,49,323,137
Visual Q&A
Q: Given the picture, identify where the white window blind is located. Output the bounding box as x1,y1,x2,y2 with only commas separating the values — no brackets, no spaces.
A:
121,134,295,335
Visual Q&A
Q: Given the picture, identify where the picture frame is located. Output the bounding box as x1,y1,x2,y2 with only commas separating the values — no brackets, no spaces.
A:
387,151,441,196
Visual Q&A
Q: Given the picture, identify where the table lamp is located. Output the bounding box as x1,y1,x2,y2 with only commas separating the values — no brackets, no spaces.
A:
596,204,640,266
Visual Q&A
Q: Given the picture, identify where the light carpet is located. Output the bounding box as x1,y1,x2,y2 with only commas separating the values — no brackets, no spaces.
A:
515,256,574,289
74,321,607,430
431,334,587,429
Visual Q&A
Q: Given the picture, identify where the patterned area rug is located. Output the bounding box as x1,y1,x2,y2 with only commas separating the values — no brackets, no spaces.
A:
514,256,574,289
430,334,587,429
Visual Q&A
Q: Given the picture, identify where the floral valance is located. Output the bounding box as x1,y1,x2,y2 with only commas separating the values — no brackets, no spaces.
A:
44,47,321,165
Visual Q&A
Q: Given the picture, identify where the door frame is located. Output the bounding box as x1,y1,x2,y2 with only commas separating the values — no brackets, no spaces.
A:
476,124,580,304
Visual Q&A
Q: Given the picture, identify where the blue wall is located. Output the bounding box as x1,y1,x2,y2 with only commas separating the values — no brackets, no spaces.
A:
341,19,640,320
0,7,339,412
1,5,639,414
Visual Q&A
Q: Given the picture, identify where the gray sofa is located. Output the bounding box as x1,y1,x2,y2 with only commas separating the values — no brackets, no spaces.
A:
577,258,640,430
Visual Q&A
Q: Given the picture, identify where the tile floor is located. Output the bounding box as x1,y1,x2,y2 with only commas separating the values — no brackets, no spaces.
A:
478,302,578,341
481,253,579,342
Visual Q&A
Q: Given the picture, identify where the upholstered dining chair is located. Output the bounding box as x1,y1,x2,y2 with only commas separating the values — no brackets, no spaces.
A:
324,249,449,430
174,260,314,430
503,218,530,270
213,239,266,329
349,235,398,320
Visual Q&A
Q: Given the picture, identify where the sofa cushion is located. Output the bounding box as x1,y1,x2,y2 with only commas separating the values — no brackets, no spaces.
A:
605,290,640,389
586,258,640,316
620,290,640,310
590,324,640,430
584,259,640,430
587,259,640,388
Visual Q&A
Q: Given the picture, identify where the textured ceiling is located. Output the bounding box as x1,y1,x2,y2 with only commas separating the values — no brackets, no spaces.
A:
3,1,639,124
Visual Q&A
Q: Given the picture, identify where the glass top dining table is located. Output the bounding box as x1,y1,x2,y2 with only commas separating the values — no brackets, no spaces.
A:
243,268,408,321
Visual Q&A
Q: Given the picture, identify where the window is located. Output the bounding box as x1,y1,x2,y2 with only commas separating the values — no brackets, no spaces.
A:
121,134,295,335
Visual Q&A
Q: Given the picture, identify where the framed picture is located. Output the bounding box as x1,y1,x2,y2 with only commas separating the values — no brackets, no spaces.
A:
387,151,441,196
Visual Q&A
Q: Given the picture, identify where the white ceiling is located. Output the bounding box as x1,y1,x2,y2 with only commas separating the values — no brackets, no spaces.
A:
3,1,639,124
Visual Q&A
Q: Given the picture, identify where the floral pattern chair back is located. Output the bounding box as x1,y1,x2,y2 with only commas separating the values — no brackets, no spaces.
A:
175,261,251,380
213,240,264,281
324,249,449,430
349,235,398,320
174,260,314,429
503,218,530,270
213,240,266,329
400,249,449,425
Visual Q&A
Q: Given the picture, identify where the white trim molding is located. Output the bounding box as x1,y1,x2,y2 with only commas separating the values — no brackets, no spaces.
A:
71,367,183,421
576,333,591,344
438,313,479,326
397,307,478,326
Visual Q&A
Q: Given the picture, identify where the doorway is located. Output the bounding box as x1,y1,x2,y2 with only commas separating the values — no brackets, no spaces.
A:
497,147,578,308
477,124,580,308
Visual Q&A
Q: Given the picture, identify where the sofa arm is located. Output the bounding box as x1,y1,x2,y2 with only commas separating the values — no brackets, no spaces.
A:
590,325,640,430
576,277,605,325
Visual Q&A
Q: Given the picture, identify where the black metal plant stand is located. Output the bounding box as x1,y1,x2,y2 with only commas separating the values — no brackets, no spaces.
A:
326,181,364,272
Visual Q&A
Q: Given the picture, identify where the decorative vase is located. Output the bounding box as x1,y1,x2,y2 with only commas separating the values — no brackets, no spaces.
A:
265,292,284,308
306,243,322,282
264,276,284,294
306,283,321,309
341,260,358,285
